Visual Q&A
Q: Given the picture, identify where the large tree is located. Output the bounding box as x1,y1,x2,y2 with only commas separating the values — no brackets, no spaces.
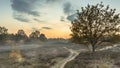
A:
70,3,120,52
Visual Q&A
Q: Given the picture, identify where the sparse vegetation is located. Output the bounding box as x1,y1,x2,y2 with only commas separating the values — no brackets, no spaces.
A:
0,44,70,68
65,50,120,68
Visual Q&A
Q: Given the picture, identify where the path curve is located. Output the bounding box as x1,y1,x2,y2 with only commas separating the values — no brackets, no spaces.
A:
51,47,80,68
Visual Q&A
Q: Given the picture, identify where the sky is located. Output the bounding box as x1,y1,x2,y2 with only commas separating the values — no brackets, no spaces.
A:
0,0,120,38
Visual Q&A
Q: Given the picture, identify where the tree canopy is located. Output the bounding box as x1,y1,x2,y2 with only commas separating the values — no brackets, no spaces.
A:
70,2,120,52
0,26,8,43
0,27,47,44
29,30,40,39
15,29,28,42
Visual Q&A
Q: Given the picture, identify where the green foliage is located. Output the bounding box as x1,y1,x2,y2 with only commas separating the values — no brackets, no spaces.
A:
70,2,120,52
39,34,47,41
29,30,47,42
0,26,47,44
29,30,40,39
15,29,28,42
0,26,8,34
0,26,8,43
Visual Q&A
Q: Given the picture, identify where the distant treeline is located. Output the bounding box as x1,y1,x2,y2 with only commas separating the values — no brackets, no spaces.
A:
70,34,120,44
0,26,47,44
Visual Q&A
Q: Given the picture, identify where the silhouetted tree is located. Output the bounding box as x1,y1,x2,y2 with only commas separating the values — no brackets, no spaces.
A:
0,26,8,44
0,26,8,34
29,30,40,40
7,34,16,40
15,29,28,42
70,3,120,52
39,33,47,41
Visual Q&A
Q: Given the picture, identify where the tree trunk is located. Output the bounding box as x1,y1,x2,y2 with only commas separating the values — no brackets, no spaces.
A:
92,44,95,52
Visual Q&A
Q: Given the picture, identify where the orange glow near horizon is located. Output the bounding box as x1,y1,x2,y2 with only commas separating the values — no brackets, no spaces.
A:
42,29,71,38
6,20,72,39
8,27,72,39
8,29,71,39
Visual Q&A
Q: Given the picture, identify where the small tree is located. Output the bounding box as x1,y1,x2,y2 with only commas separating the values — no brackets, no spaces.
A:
15,29,28,42
0,26,8,44
70,3,120,52
39,33,47,41
29,30,40,40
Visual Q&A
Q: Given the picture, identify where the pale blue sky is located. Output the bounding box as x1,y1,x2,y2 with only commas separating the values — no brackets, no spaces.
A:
0,0,120,38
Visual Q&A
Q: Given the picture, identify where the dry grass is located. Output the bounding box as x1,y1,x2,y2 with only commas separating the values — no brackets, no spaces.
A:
65,51,120,68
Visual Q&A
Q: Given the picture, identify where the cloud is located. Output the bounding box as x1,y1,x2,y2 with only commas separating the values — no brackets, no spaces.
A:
11,0,61,15
46,0,61,3
67,13,77,21
11,0,40,16
11,0,78,23
42,27,52,30
63,2,73,15
10,0,40,22
34,18,44,23
60,16,65,22
31,27,40,32
10,0,62,22
13,14,30,22
31,26,52,33
29,11,40,17
63,2,77,22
